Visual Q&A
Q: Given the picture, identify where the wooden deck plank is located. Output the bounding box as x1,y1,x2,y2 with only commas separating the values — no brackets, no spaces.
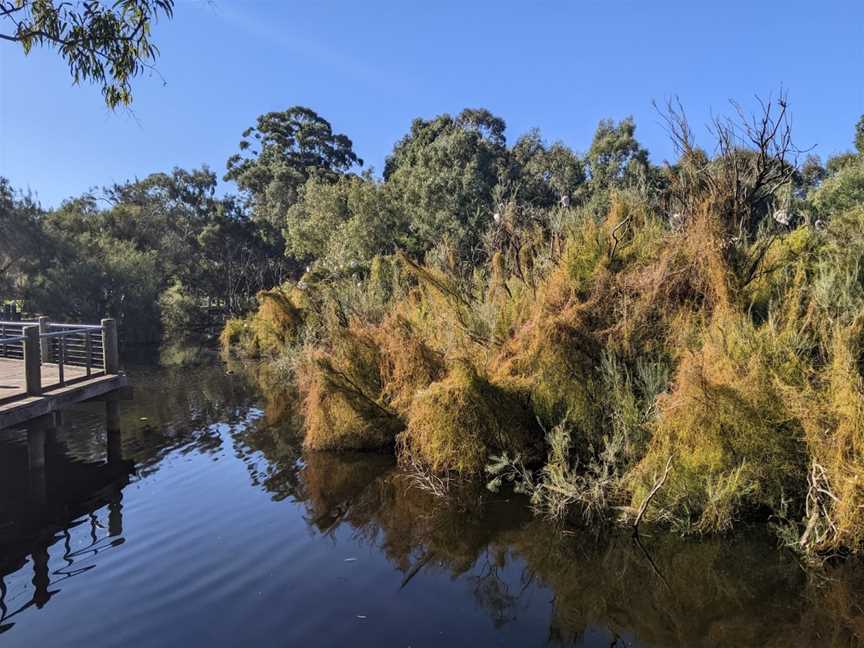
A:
0,358,90,399
0,358,127,429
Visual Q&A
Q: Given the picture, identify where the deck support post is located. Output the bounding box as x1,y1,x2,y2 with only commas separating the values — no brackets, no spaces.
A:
106,400,122,464
28,426,48,506
101,318,119,374
38,316,50,362
23,325,42,396
28,425,47,471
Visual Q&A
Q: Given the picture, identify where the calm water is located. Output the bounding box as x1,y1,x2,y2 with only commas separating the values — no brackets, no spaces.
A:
1,354,863,648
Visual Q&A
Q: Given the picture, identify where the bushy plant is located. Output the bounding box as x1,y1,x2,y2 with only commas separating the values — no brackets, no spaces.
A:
221,110,864,558
400,362,541,475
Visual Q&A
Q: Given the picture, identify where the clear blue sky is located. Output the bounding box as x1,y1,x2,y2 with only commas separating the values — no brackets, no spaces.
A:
1,1,862,207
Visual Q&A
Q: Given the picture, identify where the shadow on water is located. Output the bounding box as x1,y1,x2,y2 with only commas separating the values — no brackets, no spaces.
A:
0,352,863,646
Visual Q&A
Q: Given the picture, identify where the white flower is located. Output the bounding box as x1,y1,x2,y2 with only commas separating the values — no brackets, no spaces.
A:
773,209,791,226
559,194,571,208
493,212,501,224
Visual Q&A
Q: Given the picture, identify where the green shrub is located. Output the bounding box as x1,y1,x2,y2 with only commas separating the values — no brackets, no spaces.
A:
400,362,541,475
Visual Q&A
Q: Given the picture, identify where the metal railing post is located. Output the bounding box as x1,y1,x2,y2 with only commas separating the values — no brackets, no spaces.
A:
23,325,42,396
85,331,93,377
101,318,119,374
58,335,65,386
38,315,50,362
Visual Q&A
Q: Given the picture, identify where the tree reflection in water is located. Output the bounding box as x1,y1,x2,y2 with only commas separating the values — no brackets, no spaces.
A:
1,357,862,647
242,404,864,648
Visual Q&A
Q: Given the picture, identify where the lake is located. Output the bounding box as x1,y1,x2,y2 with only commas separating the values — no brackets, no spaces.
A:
1,354,863,647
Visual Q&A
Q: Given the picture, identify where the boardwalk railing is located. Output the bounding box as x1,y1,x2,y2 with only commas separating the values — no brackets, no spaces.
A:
0,318,119,397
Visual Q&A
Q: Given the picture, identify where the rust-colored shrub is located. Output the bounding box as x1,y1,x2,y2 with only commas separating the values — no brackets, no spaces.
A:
220,286,306,357
400,362,542,475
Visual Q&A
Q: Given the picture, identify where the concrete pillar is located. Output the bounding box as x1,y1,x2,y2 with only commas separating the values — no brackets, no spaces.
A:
23,325,41,396
38,316,50,362
101,318,119,374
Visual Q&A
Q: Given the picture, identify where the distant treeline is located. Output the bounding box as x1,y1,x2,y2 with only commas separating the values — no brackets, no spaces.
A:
0,168,285,343
2,105,660,342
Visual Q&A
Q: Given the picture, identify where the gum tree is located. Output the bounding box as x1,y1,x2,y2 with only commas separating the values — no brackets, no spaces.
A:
0,0,174,107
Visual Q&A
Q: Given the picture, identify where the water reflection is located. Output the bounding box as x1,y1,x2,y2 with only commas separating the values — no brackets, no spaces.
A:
0,356,862,646
0,415,132,634
241,380,864,647
289,450,864,646
0,358,259,637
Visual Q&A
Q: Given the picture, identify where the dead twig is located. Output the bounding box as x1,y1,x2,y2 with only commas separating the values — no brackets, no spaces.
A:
633,455,673,535
608,215,632,262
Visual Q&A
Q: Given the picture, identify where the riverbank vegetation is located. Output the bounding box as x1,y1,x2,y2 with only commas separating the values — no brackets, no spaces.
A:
5,87,864,555
221,96,864,558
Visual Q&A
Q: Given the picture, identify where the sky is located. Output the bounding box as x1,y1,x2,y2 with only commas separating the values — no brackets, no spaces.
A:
1,0,862,208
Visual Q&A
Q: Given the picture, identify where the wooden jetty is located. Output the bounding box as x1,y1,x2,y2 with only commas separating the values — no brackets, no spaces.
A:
0,317,128,430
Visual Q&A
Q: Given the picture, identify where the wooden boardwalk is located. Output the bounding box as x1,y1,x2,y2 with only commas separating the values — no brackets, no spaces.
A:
1,358,90,399
0,318,128,430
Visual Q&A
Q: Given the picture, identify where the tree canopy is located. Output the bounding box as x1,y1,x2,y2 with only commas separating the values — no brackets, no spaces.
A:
1,0,174,107
583,117,650,194
383,108,511,257
4,168,287,342
510,129,585,208
225,107,362,229
9,100,859,350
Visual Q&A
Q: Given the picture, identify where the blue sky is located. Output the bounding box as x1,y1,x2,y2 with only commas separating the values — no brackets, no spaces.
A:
1,1,862,207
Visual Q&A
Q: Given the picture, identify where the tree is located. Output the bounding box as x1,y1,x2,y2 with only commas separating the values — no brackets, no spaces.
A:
100,168,288,324
1,0,174,108
284,173,404,269
509,129,585,208
661,93,802,237
583,117,650,194
383,108,510,259
796,154,826,196
812,157,864,219
803,115,864,219
225,106,362,231
6,168,287,342
0,178,45,298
